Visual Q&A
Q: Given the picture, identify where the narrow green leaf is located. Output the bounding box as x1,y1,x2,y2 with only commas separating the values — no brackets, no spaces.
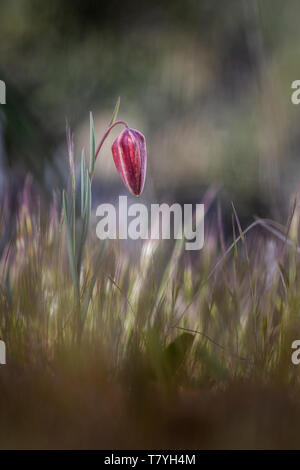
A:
63,190,79,298
77,168,91,273
89,111,95,174
82,170,91,246
81,148,86,218
80,240,107,323
109,96,120,126
85,170,91,228
232,202,245,245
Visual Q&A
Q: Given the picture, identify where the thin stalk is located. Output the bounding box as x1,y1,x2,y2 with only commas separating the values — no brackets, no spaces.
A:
90,120,129,179
72,184,76,259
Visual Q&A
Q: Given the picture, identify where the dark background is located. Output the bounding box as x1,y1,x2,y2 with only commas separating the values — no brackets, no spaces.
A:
0,0,300,225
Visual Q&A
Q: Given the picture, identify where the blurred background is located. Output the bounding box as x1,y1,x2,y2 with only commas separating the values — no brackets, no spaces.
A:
3,1,300,449
0,0,300,228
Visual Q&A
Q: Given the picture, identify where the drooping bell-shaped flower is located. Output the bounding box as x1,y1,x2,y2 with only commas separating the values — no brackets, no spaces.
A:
112,128,147,196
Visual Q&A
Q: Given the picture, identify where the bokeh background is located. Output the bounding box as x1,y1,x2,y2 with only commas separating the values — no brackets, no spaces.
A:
3,1,300,450
1,0,300,225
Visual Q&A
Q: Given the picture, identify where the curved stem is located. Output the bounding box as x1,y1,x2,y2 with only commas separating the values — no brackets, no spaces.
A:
94,120,129,163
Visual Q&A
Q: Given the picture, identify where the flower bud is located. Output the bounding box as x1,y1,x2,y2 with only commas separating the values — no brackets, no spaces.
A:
112,128,147,196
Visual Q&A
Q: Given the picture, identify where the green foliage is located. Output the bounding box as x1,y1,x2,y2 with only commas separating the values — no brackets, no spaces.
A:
160,332,195,386
89,112,95,176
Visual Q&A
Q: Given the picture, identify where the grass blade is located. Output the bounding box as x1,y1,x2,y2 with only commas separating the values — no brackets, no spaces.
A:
109,96,120,126
63,190,79,299
81,148,86,218
80,240,107,324
89,111,95,175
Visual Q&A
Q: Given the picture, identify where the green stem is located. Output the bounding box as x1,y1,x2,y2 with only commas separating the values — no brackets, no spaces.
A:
90,120,129,179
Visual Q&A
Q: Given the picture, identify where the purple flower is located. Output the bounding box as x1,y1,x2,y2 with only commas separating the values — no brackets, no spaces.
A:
112,128,147,196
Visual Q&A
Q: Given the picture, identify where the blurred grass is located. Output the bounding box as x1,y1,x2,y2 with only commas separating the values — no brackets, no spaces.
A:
1,170,300,447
